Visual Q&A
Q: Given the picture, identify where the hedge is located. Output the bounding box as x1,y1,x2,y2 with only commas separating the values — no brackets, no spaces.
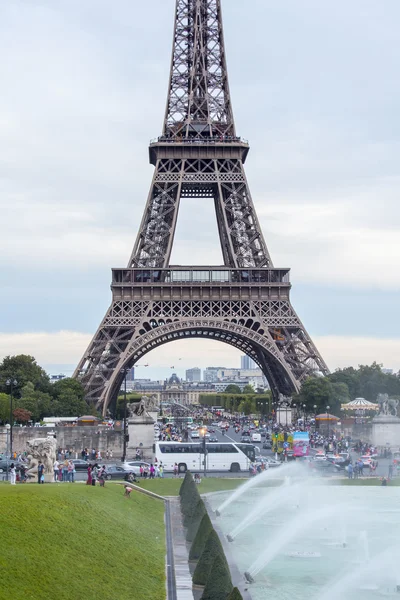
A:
227,588,243,600
182,480,201,525
186,498,206,543
201,552,233,600
189,512,213,561
193,528,228,586
179,471,192,497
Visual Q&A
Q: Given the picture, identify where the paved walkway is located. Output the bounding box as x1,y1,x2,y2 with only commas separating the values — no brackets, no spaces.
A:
167,497,194,600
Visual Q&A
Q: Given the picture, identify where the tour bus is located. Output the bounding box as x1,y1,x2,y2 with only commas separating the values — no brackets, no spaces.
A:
155,441,256,474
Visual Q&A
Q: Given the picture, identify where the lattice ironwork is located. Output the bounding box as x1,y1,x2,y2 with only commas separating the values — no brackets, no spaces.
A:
74,0,329,414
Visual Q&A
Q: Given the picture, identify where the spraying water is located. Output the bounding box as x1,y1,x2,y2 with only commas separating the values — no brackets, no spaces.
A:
228,480,306,541
318,545,400,600
216,461,305,516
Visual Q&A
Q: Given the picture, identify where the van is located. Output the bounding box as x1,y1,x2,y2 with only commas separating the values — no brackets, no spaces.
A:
251,433,261,443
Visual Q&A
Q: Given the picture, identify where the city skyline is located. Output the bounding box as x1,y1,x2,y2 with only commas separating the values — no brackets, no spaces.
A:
1,1,399,376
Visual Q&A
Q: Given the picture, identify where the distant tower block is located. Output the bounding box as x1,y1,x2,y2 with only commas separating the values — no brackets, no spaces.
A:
74,0,329,414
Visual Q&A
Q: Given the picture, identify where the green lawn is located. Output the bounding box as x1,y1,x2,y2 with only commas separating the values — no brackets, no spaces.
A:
137,477,244,496
0,483,165,600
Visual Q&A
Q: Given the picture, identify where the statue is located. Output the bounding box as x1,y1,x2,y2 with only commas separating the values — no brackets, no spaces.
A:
26,437,57,478
278,393,292,407
128,395,159,419
377,393,399,417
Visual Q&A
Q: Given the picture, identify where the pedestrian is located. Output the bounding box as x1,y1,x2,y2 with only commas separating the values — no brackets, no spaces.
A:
53,459,59,482
91,464,98,486
139,465,144,478
62,460,68,482
347,463,353,479
159,464,164,478
150,464,155,479
389,464,394,479
58,462,63,481
67,460,75,483
10,463,16,485
173,463,178,477
109,450,113,460
86,464,92,486
106,450,109,460
38,461,45,484
98,465,106,487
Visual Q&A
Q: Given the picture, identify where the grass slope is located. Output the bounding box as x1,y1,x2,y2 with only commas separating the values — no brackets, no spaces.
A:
137,477,243,496
0,483,165,600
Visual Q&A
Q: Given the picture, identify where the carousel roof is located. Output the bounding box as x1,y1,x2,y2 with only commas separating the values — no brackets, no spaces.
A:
341,397,379,411
315,413,340,421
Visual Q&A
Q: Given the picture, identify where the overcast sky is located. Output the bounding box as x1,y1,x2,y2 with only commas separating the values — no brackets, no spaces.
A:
0,0,399,382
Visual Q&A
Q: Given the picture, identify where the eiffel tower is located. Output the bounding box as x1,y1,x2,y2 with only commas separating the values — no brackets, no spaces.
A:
75,0,329,414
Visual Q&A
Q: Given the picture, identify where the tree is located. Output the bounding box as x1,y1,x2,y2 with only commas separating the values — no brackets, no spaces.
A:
16,384,53,421
227,588,244,600
0,355,50,395
193,529,228,585
189,513,213,561
51,378,89,417
13,407,32,423
237,398,256,416
242,384,254,394
224,385,241,395
0,393,10,423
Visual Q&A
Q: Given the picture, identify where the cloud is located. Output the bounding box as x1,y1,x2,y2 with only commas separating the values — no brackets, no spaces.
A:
0,331,398,377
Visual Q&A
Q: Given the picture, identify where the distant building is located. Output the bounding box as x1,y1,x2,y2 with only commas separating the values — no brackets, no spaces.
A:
204,367,225,383
214,381,250,393
241,355,257,370
186,367,201,382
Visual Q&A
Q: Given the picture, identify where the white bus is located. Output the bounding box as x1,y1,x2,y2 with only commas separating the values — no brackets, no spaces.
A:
155,441,256,474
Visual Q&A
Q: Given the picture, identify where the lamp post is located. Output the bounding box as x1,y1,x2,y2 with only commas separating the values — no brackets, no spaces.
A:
303,403,306,429
326,405,331,439
121,369,129,462
5,424,10,482
200,428,207,478
6,378,17,458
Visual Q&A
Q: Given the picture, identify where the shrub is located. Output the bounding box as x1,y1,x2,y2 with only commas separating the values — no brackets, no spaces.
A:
181,479,201,522
186,498,206,542
227,588,243,600
189,512,213,561
179,471,192,497
201,552,233,600
193,529,228,586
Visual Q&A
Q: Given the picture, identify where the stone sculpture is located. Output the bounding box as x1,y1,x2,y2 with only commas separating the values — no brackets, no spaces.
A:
26,437,57,477
128,395,159,418
377,393,399,418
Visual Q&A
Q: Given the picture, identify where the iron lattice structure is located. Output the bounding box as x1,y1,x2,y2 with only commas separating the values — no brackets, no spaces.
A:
75,0,329,414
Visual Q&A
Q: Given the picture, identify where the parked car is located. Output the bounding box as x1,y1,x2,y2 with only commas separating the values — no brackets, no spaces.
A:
262,440,272,450
0,460,27,473
261,457,281,468
71,459,91,472
121,461,150,474
191,431,199,439
105,465,137,481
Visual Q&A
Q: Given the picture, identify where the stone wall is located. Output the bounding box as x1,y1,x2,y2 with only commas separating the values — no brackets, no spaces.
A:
0,426,123,458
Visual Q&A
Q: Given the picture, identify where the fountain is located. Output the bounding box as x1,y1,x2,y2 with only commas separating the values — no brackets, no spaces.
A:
215,461,304,516
227,480,305,542
206,465,400,599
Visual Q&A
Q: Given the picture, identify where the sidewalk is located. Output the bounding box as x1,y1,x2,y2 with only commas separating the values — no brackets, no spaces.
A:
167,497,194,600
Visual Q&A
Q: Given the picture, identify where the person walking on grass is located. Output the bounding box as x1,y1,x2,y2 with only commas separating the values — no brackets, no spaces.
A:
53,459,59,482
10,463,16,485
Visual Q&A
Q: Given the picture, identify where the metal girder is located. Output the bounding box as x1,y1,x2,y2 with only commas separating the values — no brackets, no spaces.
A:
164,0,234,139
74,0,329,413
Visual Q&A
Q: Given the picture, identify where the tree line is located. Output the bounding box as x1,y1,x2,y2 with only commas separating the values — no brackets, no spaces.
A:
0,354,90,424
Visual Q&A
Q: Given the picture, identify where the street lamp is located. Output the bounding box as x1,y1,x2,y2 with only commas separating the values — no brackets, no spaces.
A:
6,378,17,458
5,424,10,482
199,427,207,478
326,405,331,439
121,369,129,462
303,403,306,428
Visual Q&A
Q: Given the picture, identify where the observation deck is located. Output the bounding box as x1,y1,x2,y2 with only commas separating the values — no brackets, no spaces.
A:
111,267,291,303
149,135,250,165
